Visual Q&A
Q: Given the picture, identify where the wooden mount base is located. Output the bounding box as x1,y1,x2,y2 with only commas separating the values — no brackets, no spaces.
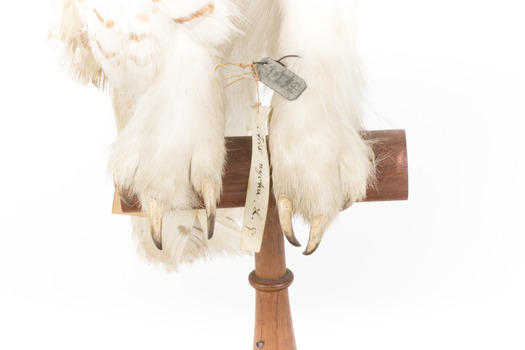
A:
249,269,294,293
111,130,408,350
251,197,297,350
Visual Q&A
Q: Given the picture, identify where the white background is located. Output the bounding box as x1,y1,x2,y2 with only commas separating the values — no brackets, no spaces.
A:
1,1,524,349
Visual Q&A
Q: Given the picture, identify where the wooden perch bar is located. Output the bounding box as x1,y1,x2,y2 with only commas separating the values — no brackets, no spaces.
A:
115,129,408,214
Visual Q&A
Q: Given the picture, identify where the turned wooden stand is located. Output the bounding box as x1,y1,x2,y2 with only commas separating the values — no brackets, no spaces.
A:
250,195,296,349
114,130,408,350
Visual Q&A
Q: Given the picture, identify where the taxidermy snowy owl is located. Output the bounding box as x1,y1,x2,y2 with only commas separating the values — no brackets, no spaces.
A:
51,0,375,270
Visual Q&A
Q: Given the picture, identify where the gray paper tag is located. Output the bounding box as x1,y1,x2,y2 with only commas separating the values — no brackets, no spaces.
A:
255,57,307,101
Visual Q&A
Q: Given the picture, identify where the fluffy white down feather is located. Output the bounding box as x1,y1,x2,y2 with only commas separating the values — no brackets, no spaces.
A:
132,209,245,272
50,0,374,270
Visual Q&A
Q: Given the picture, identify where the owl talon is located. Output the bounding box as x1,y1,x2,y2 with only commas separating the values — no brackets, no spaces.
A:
303,215,328,255
202,181,217,240
114,180,136,207
147,199,163,250
277,196,301,247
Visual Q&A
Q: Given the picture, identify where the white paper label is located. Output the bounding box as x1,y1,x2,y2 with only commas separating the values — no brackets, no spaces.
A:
241,106,271,253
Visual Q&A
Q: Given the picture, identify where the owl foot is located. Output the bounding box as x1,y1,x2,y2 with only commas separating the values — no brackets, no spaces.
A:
110,126,225,250
115,180,219,250
269,89,375,255
271,138,374,255
272,144,372,255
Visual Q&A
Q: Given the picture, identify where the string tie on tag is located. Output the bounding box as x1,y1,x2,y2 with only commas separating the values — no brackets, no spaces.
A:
215,61,261,111
254,54,301,67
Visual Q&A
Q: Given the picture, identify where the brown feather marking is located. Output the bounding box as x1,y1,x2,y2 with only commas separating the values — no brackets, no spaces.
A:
129,33,149,43
80,31,91,50
177,226,191,236
96,41,116,59
93,8,116,28
129,55,150,67
173,2,215,24
135,12,150,22
93,8,105,24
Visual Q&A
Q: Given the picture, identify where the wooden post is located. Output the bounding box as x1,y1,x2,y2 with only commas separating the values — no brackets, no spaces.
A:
249,195,296,350
113,130,408,350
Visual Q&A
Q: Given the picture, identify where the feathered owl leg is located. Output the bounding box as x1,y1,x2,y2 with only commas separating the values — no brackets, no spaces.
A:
109,38,227,249
52,0,247,267
269,0,375,254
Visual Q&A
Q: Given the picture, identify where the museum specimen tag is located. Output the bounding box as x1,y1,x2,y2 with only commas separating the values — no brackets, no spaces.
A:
241,106,271,253
255,57,307,101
